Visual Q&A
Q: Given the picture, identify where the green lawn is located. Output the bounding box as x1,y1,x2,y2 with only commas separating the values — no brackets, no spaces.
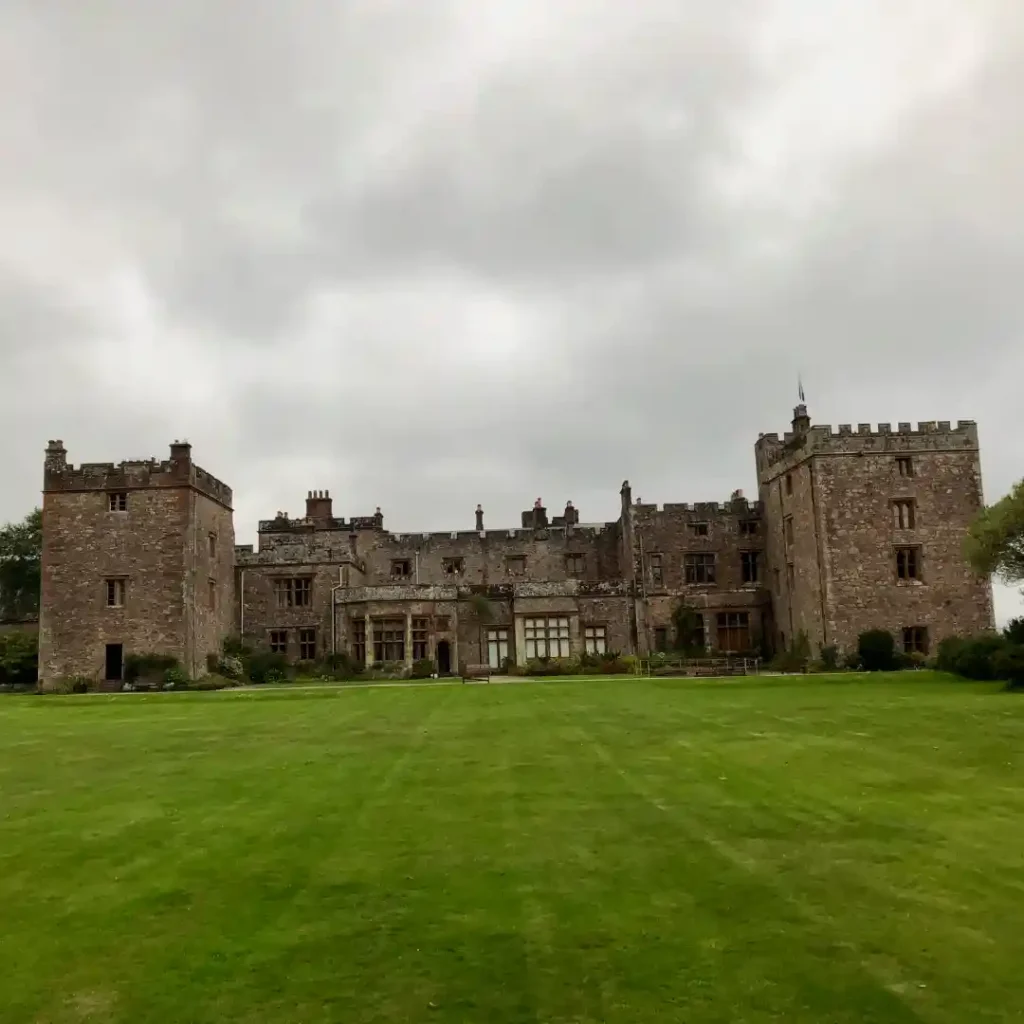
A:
2,674,1023,1023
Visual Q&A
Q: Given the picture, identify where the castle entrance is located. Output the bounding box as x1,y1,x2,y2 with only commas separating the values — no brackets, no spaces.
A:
436,640,451,675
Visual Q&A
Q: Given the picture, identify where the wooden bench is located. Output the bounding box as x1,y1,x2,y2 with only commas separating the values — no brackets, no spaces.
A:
460,663,492,682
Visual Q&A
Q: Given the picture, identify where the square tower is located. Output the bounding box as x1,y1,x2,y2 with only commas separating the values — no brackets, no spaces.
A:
755,409,994,657
38,440,235,688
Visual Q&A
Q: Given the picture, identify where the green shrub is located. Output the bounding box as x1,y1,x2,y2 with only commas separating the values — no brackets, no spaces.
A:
935,636,965,673
164,665,190,689
223,635,251,658
124,652,179,684
0,629,38,686
48,675,91,695
993,644,1024,689
410,658,434,679
217,655,244,680
191,675,231,691
906,651,928,670
952,634,1007,681
857,630,896,672
771,632,812,673
621,654,641,675
246,651,289,684
819,645,840,672
318,651,363,680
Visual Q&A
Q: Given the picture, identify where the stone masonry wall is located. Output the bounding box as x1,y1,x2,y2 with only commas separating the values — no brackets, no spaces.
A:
39,486,188,685
185,490,236,677
815,449,994,652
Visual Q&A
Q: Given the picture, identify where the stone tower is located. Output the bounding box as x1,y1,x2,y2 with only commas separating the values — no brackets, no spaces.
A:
38,440,235,688
755,408,994,656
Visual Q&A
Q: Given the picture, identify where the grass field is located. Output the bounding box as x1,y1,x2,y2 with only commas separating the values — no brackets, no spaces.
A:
2,673,1023,1023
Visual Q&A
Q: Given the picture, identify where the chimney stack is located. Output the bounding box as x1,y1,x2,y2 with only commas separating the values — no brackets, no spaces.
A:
564,500,578,527
475,504,484,531
306,489,333,524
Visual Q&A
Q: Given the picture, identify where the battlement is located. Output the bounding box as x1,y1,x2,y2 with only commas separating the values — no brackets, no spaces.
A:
42,440,233,508
756,418,979,477
632,499,765,517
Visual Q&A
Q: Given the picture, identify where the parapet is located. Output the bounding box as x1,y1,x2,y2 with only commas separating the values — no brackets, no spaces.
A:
756,418,979,477
633,499,765,518
42,440,233,508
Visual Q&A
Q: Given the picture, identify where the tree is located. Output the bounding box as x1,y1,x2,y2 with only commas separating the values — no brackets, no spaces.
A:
0,509,42,621
966,479,1024,589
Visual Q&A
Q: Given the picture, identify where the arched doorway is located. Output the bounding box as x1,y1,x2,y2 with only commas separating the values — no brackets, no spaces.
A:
436,640,451,676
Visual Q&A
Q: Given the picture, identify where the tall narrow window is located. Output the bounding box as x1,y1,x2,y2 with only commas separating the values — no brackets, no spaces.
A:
648,554,663,586
896,546,921,580
565,554,586,576
741,551,760,584
893,499,916,530
785,473,793,496
208,579,216,609
299,628,317,661
584,626,607,655
208,533,217,558
784,516,794,547
269,630,288,654
896,456,914,478
902,626,929,654
487,628,509,669
104,578,126,607
412,618,429,660
351,619,366,665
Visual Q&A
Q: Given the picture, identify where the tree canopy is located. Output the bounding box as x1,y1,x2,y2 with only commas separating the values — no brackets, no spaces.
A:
966,479,1024,588
0,508,42,621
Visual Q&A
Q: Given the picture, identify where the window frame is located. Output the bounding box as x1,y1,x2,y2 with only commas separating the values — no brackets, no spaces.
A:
486,627,510,669
412,617,429,661
373,618,406,663
390,559,412,579
895,545,922,581
273,577,313,609
104,577,126,608
896,456,915,478
716,611,751,652
565,553,586,576
893,498,916,530
298,627,317,661
902,625,929,654
584,625,607,655
684,552,716,585
648,553,663,586
351,618,366,665
107,491,128,513
740,551,760,584
523,617,571,659
690,522,710,537
506,555,527,576
269,629,288,655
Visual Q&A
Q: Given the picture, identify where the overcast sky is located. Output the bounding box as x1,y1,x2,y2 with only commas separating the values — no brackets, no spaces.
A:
2,1,1021,622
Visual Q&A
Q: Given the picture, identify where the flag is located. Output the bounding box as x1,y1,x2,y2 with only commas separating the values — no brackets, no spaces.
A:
798,376,805,403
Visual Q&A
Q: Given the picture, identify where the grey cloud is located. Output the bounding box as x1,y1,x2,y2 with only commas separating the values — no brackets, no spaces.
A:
1,1,1023,626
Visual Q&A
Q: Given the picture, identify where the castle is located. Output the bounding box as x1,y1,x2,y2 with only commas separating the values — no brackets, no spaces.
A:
36,405,995,687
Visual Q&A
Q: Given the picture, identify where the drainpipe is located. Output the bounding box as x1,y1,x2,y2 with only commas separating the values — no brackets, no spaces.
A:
330,567,344,657
239,569,245,638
